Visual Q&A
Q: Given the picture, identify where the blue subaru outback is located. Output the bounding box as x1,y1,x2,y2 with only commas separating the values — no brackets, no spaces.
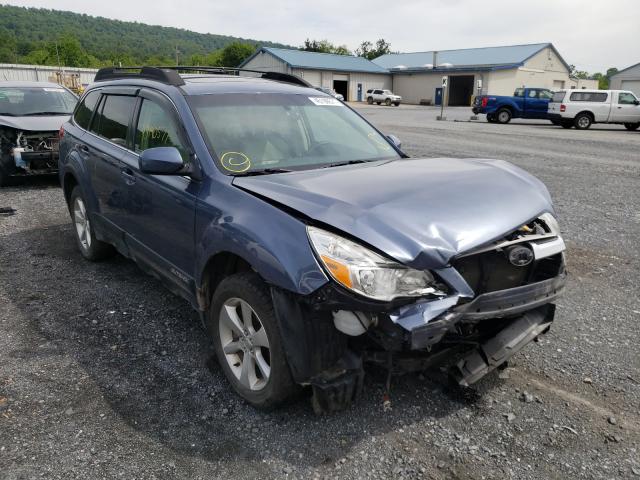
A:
59,67,566,412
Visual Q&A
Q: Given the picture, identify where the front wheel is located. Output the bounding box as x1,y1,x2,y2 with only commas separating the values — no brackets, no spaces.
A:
624,122,640,131
367,97,373,104
496,108,512,124
209,272,297,410
69,186,114,261
385,98,392,106
574,113,592,130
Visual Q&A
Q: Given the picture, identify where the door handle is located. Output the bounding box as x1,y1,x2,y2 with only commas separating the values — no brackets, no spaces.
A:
121,167,136,185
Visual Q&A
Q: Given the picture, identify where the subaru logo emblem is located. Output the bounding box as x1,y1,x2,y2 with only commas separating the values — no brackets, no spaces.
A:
507,245,534,267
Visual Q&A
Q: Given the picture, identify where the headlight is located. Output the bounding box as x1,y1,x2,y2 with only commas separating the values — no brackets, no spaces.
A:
307,226,442,301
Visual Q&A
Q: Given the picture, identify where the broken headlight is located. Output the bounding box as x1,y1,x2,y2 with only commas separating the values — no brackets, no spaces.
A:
307,226,442,301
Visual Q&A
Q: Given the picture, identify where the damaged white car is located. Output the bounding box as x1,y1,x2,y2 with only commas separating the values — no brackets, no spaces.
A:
0,81,77,186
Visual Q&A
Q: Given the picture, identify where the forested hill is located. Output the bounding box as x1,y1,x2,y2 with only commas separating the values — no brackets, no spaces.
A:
0,4,290,67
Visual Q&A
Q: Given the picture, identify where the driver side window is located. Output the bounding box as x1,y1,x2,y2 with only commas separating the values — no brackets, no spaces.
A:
618,92,637,105
134,99,189,162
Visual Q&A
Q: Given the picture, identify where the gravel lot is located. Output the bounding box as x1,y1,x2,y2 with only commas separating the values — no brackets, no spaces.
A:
1,105,639,479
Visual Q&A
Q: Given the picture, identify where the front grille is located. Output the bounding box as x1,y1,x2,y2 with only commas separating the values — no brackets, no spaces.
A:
452,249,563,296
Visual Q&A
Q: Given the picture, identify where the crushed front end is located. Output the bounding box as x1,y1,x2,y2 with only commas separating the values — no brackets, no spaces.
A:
0,127,60,180
272,215,566,412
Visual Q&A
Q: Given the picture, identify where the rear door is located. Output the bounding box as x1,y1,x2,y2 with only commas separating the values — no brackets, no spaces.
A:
611,92,640,123
82,89,138,249
120,89,198,294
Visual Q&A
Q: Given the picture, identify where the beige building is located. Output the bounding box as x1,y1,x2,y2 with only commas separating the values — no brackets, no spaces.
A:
241,47,391,102
374,43,597,106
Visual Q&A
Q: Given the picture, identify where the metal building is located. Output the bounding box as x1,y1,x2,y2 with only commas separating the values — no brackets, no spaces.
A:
0,63,98,86
610,63,640,97
240,47,391,102
374,43,597,106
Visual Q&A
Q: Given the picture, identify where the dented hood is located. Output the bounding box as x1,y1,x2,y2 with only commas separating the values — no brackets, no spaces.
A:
233,158,555,269
0,114,69,132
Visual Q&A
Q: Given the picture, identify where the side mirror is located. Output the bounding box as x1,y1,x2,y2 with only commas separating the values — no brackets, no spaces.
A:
387,134,402,149
139,147,185,175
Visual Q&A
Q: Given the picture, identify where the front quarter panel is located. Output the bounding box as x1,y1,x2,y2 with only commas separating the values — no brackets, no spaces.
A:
195,178,329,295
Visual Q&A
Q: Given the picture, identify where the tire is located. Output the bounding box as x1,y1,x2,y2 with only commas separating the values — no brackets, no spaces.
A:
367,97,373,105
624,122,640,131
68,186,115,261
561,121,573,129
496,108,512,124
385,98,392,106
393,103,400,107
209,272,297,410
376,102,381,105
574,113,592,130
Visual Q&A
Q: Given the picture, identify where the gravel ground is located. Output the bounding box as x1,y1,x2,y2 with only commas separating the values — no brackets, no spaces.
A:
1,105,639,479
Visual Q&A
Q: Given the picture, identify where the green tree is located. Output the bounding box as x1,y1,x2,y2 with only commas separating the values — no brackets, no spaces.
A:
219,41,255,67
302,39,351,55
0,28,17,63
355,39,392,60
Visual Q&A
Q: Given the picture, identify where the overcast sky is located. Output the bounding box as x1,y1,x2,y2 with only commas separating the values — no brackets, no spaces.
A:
6,0,639,72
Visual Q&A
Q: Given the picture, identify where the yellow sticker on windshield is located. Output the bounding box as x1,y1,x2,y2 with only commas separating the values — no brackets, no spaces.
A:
367,132,391,150
220,151,251,173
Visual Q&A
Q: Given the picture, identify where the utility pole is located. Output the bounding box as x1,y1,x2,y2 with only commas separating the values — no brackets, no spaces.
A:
175,45,180,66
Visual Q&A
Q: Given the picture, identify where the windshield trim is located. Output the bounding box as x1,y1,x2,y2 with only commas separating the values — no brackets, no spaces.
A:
186,92,406,177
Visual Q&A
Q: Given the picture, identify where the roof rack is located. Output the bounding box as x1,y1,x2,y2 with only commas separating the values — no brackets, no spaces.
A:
93,66,311,88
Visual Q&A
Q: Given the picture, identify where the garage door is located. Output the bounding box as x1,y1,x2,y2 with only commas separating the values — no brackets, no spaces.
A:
621,80,640,97
301,70,321,87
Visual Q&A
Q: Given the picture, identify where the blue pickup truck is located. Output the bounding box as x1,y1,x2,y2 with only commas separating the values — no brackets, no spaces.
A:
472,87,554,123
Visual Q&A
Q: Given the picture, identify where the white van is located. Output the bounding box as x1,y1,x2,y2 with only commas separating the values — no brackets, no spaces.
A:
548,89,640,130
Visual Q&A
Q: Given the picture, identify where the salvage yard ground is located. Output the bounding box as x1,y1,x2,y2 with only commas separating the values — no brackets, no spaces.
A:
1,105,639,479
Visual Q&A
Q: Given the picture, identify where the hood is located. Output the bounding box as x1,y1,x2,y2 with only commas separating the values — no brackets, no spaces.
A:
233,158,555,269
0,115,69,132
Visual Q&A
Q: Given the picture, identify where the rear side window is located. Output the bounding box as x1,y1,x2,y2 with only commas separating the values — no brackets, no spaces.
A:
514,88,525,97
92,95,137,147
552,91,566,102
73,90,100,130
569,92,608,102
539,90,553,99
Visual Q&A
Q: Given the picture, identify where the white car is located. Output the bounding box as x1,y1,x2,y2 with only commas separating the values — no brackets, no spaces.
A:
366,89,401,106
548,89,640,130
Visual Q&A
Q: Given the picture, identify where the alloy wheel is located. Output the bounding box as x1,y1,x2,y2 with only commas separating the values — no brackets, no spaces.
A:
218,297,271,391
73,197,92,249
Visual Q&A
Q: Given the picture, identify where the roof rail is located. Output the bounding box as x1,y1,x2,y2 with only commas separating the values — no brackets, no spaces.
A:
94,67,185,86
93,66,311,88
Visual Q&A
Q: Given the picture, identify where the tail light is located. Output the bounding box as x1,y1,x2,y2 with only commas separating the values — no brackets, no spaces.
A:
481,97,488,107
58,125,65,139
560,104,566,112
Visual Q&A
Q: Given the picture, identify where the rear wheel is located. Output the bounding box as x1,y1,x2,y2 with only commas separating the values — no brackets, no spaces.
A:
574,113,592,130
385,98,392,106
624,122,640,131
209,272,297,410
496,108,512,124
367,96,373,104
69,186,115,261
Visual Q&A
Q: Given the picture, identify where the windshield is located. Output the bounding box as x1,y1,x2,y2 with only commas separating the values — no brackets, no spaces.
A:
189,93,400,174
0,86,77,116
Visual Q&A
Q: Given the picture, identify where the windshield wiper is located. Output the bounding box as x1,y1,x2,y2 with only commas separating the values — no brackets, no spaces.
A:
321,159,369,168
235,167,293,176
0,112,16,116
22,111,71,116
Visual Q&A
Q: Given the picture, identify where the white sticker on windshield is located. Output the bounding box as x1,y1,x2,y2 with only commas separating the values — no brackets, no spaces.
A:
308,96,343,106
43,88,65,92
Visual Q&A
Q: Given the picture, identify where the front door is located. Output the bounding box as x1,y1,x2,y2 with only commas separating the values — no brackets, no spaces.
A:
611,91,640,122
120,89,198,293
527,89,551,118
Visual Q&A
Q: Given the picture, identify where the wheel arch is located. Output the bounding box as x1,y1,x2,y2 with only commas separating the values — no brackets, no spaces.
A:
575,110,595,121
197,251,254,310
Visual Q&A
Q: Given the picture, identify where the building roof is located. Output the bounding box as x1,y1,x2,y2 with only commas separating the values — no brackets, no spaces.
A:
610,62,640,78
372,43,569,73
240,47,389,74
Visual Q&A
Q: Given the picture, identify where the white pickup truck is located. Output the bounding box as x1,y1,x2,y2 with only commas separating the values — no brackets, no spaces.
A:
548,89,640,130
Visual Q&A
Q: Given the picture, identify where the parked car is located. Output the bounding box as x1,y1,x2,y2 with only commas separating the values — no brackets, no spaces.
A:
366,89,401,106
314,86,344,101
0,81,78,186
548,89,640,130
59,66,566,412
472,87,553,123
